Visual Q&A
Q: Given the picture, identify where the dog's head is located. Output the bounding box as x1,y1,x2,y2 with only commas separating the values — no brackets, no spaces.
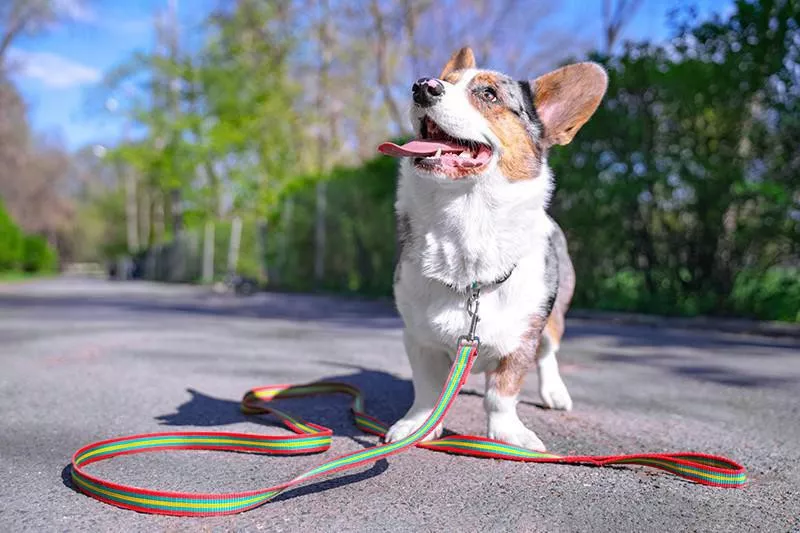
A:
379,47,607,182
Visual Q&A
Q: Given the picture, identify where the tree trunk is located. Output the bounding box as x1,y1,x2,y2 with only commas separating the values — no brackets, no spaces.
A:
370,0,407,133
313,0,333,287
279,196,294,283
227,216,242,275
153,190,165,243
139,185,151,249
123,166,139,253
257,219,269,282
602,0,643,54
170,189,183,235
202,220,214,283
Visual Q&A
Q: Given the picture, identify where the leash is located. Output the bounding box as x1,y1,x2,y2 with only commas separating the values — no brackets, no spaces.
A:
70,286,745,516
70,339,746,516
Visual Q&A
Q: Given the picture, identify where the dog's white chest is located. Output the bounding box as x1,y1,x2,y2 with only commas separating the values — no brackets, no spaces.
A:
394,158,556,368
395,252,550,367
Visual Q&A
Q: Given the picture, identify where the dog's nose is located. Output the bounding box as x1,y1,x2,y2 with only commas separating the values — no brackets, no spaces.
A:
412,77,445,107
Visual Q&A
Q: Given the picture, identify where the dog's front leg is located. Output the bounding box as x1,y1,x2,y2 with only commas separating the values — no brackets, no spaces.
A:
484,337,546,451
385,333,451,443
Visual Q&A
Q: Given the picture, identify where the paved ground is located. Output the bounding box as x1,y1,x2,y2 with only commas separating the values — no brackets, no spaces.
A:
1,277,799,532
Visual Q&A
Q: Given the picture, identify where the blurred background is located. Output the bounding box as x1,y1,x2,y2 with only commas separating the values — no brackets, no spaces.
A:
0,0,797,321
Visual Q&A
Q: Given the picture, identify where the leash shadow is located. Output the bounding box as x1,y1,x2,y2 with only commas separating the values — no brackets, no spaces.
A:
61,464,73,491
60,452,390,504
272,459,390,503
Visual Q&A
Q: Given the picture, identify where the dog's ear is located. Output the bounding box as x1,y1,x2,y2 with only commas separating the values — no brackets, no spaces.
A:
531,62,608,147
440,47,476,79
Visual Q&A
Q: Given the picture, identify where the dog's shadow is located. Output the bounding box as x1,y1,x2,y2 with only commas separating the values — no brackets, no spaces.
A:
158,364,418,502
155,363,414,435
153,365,547,433
459,388,549,410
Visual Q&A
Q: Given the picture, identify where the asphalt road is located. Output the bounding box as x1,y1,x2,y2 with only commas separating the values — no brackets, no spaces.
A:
1,277,799,532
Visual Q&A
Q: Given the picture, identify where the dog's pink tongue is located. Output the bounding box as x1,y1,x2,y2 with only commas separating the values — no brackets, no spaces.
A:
377,139,464,157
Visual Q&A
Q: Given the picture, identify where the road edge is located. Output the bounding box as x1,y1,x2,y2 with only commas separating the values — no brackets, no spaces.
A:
568,309,800,339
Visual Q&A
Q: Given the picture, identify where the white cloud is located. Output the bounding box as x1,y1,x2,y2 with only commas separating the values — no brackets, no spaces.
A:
8,49,101,88
54,0,97,23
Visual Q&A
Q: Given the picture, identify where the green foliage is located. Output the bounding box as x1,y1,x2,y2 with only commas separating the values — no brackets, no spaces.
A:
212,219,264,281
22,235,58,273
89,188,129,259
87,1,798,322
272,155,399,295
0,199,58,274
730,268,800,323
231,222,263,281
101,0,302,250
548,0,799,321
0,199,23,271
593,270,647,313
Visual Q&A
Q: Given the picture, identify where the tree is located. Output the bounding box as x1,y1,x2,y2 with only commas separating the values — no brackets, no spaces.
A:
1,0,91,67
549,0,799,316
602,0,643,53
0,1,91,264
0,198,22,271
99,0,301,278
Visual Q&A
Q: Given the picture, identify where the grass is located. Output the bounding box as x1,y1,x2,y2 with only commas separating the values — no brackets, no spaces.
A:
0,271,54,284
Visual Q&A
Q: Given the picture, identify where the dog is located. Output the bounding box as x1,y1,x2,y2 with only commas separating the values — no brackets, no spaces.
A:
377,47,607,451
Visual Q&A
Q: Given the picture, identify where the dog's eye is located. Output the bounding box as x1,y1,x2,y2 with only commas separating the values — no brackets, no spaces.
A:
480,87,498,103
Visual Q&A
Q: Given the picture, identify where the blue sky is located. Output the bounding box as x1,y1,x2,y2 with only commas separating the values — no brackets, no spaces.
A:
10,0,732,153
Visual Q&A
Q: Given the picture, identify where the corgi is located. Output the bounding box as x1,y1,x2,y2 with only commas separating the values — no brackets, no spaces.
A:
377,47,607,451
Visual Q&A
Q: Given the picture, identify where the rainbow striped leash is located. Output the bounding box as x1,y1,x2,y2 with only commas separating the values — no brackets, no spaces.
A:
70,340,746,516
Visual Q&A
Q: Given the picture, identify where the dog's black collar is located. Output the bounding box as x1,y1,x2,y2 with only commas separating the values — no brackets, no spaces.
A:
445,265,517,292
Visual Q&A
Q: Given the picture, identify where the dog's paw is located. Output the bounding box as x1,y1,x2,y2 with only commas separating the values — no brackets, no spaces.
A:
487,415,546,451
539,373,573,411
385,414,442,443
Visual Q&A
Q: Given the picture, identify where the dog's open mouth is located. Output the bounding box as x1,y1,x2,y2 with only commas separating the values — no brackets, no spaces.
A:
377,117,492,178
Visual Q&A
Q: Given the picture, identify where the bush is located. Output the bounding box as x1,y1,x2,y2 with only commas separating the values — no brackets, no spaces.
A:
22,235,58,273
593,270,646,312
272,155,398,295
578,267,800,322
730,268,800,323
0,200,23,271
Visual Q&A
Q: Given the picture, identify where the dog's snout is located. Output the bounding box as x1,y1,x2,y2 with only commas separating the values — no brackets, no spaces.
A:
412,77,444,107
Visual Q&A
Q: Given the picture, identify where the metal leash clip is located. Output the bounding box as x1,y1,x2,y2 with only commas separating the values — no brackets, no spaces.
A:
458,282,481,346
